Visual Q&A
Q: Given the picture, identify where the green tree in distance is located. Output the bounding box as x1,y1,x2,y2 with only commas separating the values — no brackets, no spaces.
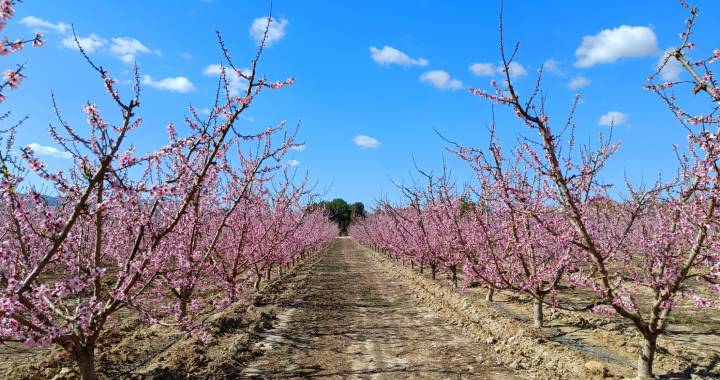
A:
309,198,365,235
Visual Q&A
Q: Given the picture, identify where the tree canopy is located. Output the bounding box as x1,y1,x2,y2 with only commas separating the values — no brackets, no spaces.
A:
309,198,366,235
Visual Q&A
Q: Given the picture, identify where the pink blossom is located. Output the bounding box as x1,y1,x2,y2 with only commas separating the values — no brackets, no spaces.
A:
32,33,43,48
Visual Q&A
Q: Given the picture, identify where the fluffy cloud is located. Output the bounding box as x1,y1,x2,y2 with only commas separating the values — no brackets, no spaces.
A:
502,61,528,79
468,62,496,76
21,15,155,63
290,144,306,152
287,159,300,167
26,143,72,159
419,70,463,90
110,37,152,63
61,34,107,53
250,16,288,46
203,64,249,96
142,75,195,93
469,61,527,79
657,49,683,81
567,75,590,89
575,25,658,68
370,45,428,67
353,135,380,149
19,16,69,34
598,111,628,127
543,58,562,74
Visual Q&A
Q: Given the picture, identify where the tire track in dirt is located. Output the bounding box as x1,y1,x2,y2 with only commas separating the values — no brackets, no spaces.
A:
241,237,518,379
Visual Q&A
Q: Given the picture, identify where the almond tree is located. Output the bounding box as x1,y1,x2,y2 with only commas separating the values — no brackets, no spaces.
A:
445,125,576,327
464,5,719,377
143,112,298,328
414,168,468,287
0,11,304,379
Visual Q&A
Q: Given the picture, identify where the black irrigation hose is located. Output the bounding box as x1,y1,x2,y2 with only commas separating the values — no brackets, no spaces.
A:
486,300,634,367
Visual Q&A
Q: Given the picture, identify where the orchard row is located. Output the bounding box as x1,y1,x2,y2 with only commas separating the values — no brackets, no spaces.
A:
0,2,337,379
351,3,720,379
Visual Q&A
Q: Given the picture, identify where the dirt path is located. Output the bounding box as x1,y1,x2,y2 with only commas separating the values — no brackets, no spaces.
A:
241,237,517,379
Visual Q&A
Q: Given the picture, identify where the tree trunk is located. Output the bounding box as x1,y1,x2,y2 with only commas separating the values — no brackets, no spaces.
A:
179,298,188,326
74,344,98,380
451,265,458,288
419,262,424,274
266,265,272,282
485,287,494,302
637,333,657,379
254,273,262,290
533,297,544,328
430,263,437,280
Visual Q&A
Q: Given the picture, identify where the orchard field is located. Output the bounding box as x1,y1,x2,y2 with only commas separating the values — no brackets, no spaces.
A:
0,1,719,379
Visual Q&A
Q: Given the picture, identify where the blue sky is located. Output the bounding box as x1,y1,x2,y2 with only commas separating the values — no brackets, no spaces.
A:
5,1,720,207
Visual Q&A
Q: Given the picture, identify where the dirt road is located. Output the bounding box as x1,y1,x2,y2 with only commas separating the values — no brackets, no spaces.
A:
241,237,517,379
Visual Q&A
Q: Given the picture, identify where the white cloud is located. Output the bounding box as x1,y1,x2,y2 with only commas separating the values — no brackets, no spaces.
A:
290,144,306,152
468,62,496,76
142,75,195,93
21,17,154,64
658,49,683,82
598,111,628,127
353,135,380,149
203,64,224,75
575,25,658,68
203,64,249,96
19,16,69,34
369,45,428,67
26,143,72,159
502,61,528,79
567,75,590,89
61,34,107,53
250,16,288,46
287,159,300,167
419,70,463,90
109,37,152,63
543,58,562,74
469,61,527,80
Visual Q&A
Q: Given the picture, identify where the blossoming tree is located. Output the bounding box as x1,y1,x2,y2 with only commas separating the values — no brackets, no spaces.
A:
464,5,720,377
0,8,335,379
